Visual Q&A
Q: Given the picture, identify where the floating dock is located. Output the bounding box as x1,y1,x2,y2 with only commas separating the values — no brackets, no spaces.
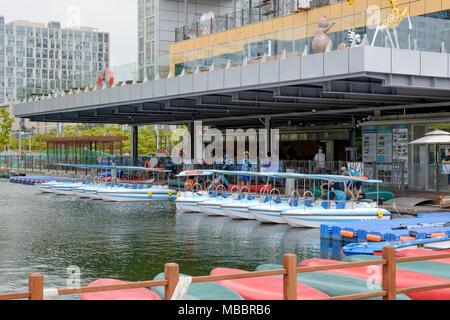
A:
9,176,55,185
320,212,450,242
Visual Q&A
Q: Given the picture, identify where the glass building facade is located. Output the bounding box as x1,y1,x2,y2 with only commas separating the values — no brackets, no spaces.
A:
138,0,156,81
0,17,110,103
170,1,450,76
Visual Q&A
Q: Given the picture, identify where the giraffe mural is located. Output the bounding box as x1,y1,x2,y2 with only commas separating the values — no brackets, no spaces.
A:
348,0,410,49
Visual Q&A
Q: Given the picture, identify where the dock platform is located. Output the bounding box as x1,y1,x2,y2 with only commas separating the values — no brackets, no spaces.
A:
320,212,450,242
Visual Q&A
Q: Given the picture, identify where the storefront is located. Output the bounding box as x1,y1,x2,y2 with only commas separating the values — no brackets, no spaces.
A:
362,120,450,192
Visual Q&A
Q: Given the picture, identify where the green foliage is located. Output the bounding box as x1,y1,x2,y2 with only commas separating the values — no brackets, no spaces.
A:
0,109,15,151
7,124,176,156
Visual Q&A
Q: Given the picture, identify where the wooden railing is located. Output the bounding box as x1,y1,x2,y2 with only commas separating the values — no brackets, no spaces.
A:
1,246,450,301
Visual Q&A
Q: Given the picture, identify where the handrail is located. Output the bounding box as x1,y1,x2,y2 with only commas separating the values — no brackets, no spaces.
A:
1,248,450,301
288,190,301,207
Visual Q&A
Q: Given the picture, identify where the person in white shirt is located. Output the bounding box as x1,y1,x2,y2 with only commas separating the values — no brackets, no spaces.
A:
314,146,326,174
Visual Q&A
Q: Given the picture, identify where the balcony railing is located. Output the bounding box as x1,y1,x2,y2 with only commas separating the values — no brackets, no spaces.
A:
175,0,348,42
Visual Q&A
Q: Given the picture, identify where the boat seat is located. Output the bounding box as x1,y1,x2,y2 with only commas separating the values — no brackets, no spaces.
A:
321,202,330,209
247,195,255,201
124,184,128,189
263,196,270,203
305,199,313,207
222,193,228,198
138,185,144,190
336,202,346,210
274,196,282,204
132,185,138,190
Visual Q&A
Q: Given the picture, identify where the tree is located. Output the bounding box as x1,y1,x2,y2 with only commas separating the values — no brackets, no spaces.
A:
0,109,14,151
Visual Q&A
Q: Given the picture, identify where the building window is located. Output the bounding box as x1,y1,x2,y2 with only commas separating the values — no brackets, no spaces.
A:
27,58,34,67
146,17,155,41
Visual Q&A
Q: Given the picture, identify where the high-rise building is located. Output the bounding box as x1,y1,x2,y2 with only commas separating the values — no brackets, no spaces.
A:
0,16,110,104
137,0,237,81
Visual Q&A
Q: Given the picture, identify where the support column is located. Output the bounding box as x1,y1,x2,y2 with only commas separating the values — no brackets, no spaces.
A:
130,125,139,166
232,0,236,27
187,121,195,170
184,0,188,26
265,117,272,156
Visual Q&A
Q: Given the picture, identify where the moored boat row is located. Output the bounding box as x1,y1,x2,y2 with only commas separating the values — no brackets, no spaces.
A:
175,170,391,228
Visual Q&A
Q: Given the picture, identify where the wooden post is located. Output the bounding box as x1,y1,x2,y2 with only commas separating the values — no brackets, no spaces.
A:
382,245,397,300
164,263,179,300
28,273,44,300
283,253,298,300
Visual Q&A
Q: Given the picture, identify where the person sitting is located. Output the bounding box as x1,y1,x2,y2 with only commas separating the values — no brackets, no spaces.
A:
213,173,229,189
320,181,342,199
341,167,362,200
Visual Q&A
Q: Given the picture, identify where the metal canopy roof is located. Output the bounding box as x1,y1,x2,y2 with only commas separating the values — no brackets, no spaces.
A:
14,47,450,128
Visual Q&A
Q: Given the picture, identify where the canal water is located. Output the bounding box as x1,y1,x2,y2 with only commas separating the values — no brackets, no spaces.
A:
0,180,344,299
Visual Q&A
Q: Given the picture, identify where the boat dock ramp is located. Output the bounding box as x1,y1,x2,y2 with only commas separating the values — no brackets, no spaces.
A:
321,212,450,242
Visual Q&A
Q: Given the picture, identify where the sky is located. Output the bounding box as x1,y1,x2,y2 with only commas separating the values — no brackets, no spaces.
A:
1,0,138,67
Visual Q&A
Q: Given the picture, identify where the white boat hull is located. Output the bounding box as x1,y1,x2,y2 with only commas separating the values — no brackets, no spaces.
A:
73,189,91,199
281,208,392,228
221,201,259,220
225,207,255,220
248,203,293,224
98,191,176,202
86,191,103,200
175,201,203,213
250,209,287,224
39,185,54,193
197,201,230,216
52,187,76,196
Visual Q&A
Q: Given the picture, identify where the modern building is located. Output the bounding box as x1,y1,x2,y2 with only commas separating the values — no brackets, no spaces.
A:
166,0,450,189
137,0,238,80
0,16,110,104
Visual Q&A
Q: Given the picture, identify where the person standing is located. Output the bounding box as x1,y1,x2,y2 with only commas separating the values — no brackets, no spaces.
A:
442,149,450,187
241,152,251,191
314,146,326,174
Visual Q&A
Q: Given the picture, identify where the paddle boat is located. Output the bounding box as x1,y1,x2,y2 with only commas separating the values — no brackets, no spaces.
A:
279,173,391,228
343,235,450,256
299,258,450,300
199,169,286,222
80,279,162,300
97,184,177,202
247,172,301,224
255,264,410,300
197,184,235,216
39,180,61,193
203,170,274,220
151,272,244,300
222,187,261,220
196,170,268,217
175,171,214,213
210,268,329,300
52,164,177,202
90,166,176,202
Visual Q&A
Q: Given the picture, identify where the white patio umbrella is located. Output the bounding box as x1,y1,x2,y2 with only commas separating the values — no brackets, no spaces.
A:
409,130,450,196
